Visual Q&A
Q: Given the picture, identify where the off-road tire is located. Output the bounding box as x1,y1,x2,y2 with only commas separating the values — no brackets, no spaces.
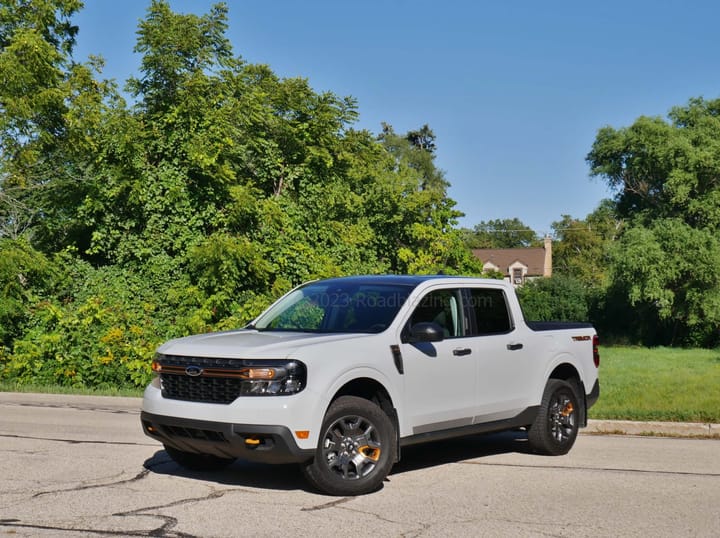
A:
301,396,396,496
528,379,580,456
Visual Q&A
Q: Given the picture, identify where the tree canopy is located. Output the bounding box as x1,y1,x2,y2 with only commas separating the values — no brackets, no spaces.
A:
462,217,538,249
588,97,720,346
0,0,482,388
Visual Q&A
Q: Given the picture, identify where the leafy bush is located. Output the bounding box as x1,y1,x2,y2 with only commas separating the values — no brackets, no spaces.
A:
2,259,166,388
517,274,591,322
0,239,57,347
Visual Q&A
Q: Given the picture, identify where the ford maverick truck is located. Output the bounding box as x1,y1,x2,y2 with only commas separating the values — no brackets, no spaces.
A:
141,275,600,495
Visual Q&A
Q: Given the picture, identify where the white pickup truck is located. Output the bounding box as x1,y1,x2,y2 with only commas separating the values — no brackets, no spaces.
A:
141,275,599,495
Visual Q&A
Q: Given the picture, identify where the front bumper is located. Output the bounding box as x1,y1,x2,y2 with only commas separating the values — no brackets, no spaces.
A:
141,411,314,464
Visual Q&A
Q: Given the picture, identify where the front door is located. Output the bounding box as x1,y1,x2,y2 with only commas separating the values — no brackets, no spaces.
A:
399,288,477,434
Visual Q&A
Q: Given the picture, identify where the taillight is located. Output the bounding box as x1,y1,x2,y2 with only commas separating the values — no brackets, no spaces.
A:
592,334,600,368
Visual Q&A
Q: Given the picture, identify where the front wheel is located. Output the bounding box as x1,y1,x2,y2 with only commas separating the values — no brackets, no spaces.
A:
527,379,580,456
301,396,397,496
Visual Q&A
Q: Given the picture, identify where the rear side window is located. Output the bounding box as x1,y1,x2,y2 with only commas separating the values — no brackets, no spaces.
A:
468,288,513,334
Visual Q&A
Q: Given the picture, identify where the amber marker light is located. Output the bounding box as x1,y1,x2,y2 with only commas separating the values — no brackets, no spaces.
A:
240,368,277,379
151,361,162,373
295,430,309,439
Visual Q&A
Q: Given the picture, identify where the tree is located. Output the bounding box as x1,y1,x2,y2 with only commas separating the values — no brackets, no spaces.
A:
588,97,720,346
0,0,118,253
462,218,538,248
551,200,621,287
587,97,720,229
378,123,447,191
376,123,481,274
605,219,720,346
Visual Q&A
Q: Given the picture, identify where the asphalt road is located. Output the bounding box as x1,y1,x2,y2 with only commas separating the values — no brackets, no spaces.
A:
1,392,718,538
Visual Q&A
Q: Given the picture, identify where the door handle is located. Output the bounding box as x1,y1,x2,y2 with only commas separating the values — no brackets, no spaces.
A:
453,348,472,356
506,343,523,351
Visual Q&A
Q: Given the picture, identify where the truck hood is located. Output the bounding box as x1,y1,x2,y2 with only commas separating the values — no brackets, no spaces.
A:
156,329,372,359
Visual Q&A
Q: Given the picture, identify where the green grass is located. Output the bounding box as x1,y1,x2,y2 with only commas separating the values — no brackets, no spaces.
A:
589,346,720,423
0,380,143,398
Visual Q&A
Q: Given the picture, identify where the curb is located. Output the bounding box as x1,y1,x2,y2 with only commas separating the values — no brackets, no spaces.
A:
585,419,720,438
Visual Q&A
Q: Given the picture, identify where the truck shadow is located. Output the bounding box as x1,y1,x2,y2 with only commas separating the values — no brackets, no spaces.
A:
143,429,531,493
391,429,530,474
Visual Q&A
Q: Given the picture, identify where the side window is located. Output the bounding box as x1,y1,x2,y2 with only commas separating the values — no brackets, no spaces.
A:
469,288,513,334
409,289,464,338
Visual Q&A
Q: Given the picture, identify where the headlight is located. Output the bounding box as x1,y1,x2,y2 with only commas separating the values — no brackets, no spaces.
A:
238,361,306,395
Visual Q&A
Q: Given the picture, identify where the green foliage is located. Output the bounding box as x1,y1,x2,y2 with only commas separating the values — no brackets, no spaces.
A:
604,219,720,346
0,0,81,53
589,98,720,346
0,257,186,388
462,217,538,249
0,239,56,346
551,200,622,288
0,1,483,388
516,274,590,322
588,98,720,229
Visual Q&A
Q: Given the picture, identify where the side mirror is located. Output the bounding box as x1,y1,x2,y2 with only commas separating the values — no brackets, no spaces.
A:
408,322,445,343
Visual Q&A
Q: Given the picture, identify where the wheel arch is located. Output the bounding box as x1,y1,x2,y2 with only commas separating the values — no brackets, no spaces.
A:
547,362,587,427
329,377,401,463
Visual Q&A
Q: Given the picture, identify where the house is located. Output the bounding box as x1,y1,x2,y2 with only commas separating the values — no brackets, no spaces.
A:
472,236,552,286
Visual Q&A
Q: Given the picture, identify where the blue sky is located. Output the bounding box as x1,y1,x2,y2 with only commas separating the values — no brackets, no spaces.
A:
71,1,720,236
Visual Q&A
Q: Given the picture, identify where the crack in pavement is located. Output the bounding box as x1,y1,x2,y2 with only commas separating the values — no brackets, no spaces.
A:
32,469,152,498
0,401,139,415
301,497,353,511
0,520,189,537
1,486,236,537
301,496,423,532
112,489,232,537
0,433,156,447
462,460,720,477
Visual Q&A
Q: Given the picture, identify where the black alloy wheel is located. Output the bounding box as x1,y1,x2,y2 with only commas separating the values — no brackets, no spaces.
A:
301,396,396,496
528,379,581,456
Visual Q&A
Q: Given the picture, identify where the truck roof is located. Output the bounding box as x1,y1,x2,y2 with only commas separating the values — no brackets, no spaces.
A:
310,274,503,287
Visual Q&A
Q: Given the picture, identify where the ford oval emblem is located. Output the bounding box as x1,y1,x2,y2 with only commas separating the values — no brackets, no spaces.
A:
185,365,203,377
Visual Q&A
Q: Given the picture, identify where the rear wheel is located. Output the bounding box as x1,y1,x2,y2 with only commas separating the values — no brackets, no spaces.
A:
301,396,396,496
164,445,235,471
528,379,580,456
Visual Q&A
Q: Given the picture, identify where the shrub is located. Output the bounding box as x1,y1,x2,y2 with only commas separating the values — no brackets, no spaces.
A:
517,274,591,322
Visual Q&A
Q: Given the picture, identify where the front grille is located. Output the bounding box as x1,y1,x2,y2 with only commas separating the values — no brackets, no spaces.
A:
161,373,243,404
157,355,251,404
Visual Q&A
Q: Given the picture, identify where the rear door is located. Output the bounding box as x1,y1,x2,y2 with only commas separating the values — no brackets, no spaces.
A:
465,286,536,418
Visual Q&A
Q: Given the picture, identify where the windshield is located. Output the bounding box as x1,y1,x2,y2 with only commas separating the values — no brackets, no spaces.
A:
253,282,412,333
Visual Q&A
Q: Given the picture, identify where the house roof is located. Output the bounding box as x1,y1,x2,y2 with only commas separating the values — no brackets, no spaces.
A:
472,247,547,276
